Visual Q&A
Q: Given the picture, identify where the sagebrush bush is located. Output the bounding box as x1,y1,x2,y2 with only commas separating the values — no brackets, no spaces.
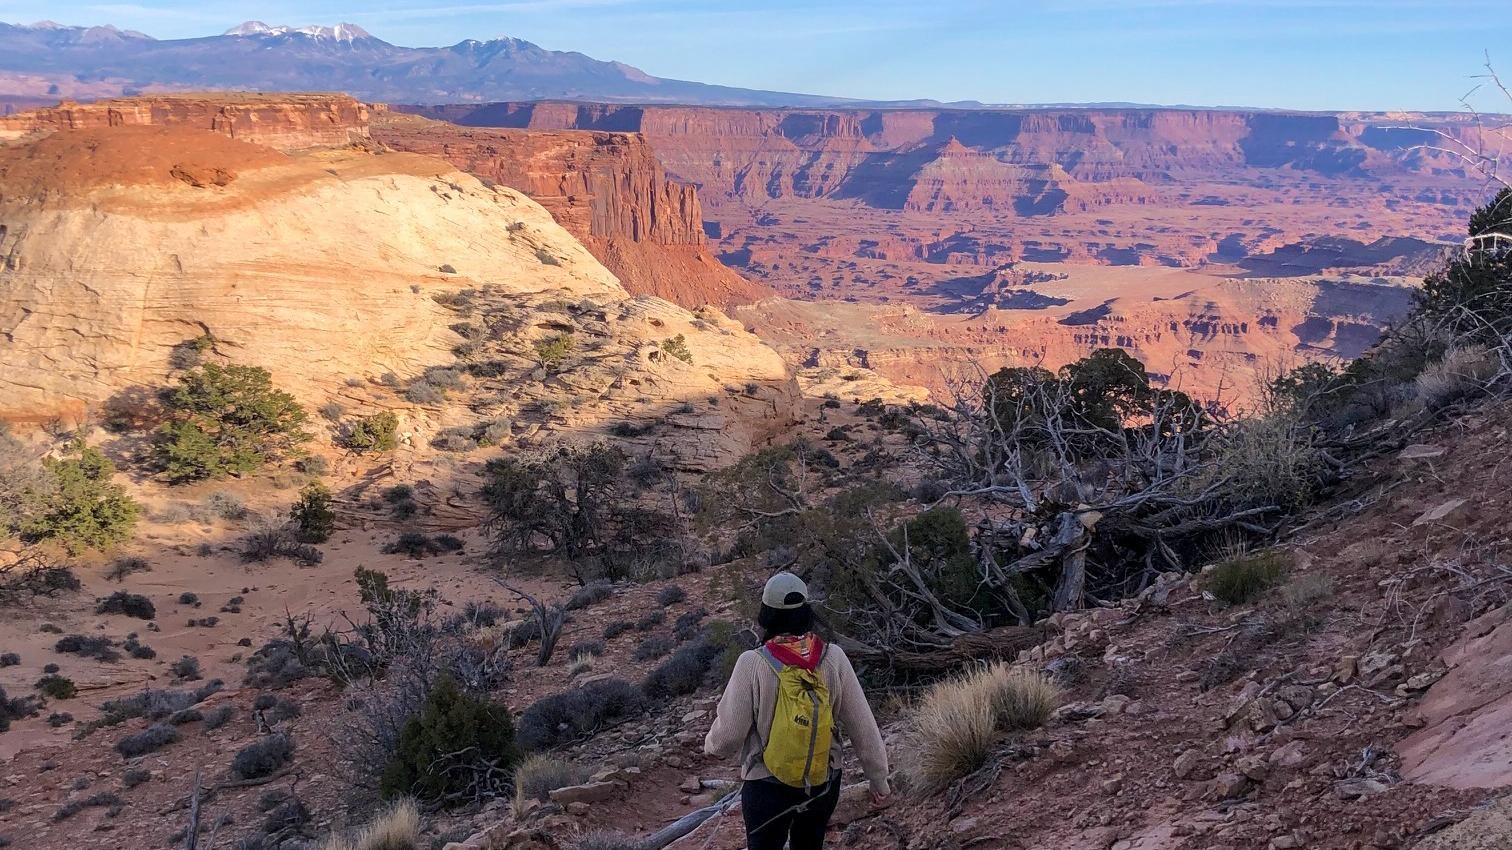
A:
379,676,517,805
107,557,151,582
206,491,248,520
55,634,120,661
656,585,686,606
170,656,201,681
565,582,613,611
632,635,674,662
0,653,16,667
641,638,721,701
569,641,605,660
232,733,294,779
96,592,156,620
511,754,590,816
404,382,445,406
116,723,179,757
1202,551,1290,605
240,527,323,565
517,678,646,751
635,609,664,631
202,704,235,730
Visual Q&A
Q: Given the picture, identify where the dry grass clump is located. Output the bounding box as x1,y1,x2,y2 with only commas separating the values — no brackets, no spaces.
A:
1201,551,1290,606
511,754,590,818
316,797,420,850
1414,345,1499,410
900,663,1061,794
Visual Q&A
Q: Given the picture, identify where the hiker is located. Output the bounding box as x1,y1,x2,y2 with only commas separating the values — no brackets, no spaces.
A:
704,572,890,850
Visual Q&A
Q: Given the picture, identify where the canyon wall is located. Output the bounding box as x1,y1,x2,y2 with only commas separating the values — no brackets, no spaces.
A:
371,113,769,308
0,93,372,150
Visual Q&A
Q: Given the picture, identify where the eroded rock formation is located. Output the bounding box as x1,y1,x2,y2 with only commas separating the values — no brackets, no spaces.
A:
372,113,769,308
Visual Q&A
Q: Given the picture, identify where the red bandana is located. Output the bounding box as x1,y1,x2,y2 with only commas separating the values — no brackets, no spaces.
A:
765,633,825,670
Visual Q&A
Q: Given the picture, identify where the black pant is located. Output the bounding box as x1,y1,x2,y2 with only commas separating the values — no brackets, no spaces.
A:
741,775,842,850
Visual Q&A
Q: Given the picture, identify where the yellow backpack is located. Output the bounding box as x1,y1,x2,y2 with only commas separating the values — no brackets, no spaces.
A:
760,645,833,790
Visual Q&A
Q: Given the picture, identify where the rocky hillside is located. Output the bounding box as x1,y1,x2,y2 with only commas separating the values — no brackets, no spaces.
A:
372,112,770,309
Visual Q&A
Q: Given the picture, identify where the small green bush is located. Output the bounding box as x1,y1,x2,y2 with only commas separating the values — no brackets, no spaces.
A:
96,592,156,620
1202,551,1291,606
116,723,178,757
661,335,693,364
36,675,77,700
289,483,335,544
533,334,575,368
379,675,519,804
232,733,293,779
339,412,400,454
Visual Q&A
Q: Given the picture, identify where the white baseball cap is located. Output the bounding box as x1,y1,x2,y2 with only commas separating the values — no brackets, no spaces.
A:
762,572,809,610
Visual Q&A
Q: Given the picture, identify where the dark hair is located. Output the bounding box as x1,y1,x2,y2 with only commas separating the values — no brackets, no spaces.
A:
757,602,815,643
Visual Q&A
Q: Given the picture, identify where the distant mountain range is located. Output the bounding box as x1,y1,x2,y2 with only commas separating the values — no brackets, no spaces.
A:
0,19,984,108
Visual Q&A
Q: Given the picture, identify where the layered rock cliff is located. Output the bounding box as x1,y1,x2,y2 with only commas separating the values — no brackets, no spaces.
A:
0,92,372,150
0,103,798,468
371,113,769,308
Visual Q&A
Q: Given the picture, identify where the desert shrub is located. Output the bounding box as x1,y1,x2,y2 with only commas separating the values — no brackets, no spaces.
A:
170,656,202,681
240,527,323,565
661,335,693,364
0,685,42,732
603,620,633,640
123,636,155,659
656,585,686,606
168,708,202,725
339,412,400,454
641,637,723,701
116,723,179,757
121,767,151,788
899,667,1000,793
154,363,308,482
516,678,646,751
431,428,477,453
0,654,15,667
535,247,562,266
178,592,200,606
347,797,420,850
532,334,575,367
319,402,345,422
1202,551,1290,606
447,600,502,631
632,634,674,662
16,446,139,553
569,833,638,850
1279,572,1335,615
422,367,464,389
55,634,121,661
206,491,248,520
232,733,294,779
672,607,707,642
1414,345,1499,410
404,382,445,405
564,582,613,611
381,531,449,558
290,483,336,544
53,791,122,821
635,609,664,631
512,754,590,816
378,675,518,805
96,592,156,620
566,654,595,677
479,419,512,447
36,675,77,700
203,705,235,730
48,711,73,727
107,557,151,582
297,455,330,476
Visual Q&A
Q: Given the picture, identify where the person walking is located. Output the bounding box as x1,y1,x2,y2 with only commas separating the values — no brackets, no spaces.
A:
704,572,890,850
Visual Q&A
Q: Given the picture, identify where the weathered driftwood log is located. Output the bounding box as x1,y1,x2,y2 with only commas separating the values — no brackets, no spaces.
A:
842,626,1045,671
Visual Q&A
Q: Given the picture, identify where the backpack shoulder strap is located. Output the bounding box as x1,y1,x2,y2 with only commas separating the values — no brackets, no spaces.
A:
758,644,785,674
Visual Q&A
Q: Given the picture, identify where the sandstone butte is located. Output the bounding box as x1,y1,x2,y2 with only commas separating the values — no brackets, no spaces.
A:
403,101,1494,404
0,94,799,470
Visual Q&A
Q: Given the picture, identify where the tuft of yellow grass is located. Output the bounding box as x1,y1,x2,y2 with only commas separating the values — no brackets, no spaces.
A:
512,753,591,819
900,663,1062,794
355,797,420,850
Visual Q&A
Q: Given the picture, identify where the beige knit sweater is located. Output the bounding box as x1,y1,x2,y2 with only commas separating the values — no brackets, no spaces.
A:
704,642,891,794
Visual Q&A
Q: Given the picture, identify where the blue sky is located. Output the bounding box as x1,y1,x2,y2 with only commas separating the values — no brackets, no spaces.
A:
9,0,1512,110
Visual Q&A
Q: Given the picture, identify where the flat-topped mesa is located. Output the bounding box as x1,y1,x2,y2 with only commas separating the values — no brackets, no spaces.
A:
0,93,371,151
373,112,771,309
